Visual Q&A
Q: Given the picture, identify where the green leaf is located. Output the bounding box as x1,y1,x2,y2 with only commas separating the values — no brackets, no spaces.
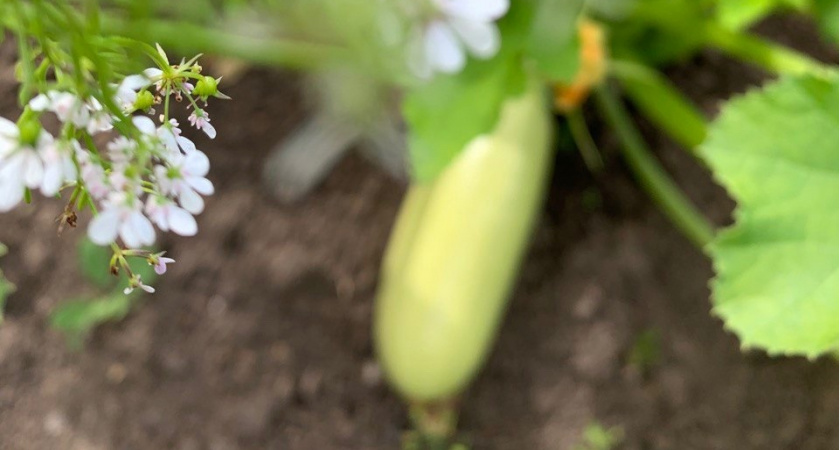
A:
50,293,133,342
404,3,536,182
405,55,525,182
813,0,839,43
78,238,114,288
526,0,585,82
700,75,839,357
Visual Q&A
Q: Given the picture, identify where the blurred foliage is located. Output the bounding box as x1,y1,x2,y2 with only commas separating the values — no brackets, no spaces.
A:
50,238,158,346
701,75,839,357
812,0,839,42
404,0,586,181
627,328,661,374
573,422,624,450
0,243,15,325
716,0,809,30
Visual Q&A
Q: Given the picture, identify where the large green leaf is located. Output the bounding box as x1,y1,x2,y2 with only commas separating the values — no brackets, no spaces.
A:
701,75,839,357
526,0,584,82
404,52,525,182
404,2,538,182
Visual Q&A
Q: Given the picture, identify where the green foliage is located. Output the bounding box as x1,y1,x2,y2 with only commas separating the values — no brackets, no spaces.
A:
573,422,624,450
700,75,839,357
78,238,115,289
611,61,707,149
526,0,585,82
405,0,586,181
50,293,133,348
607,0,710,65
716,0,809,31
0,243,15,324
627,328,661,373
51,238,158,344
812,0,839,43
404,52,525,182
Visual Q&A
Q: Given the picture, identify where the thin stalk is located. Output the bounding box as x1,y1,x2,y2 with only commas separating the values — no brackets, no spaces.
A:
567,109,604,173
704,23,835,78
609,60,708,153
100,16,346,72
594,87,714,249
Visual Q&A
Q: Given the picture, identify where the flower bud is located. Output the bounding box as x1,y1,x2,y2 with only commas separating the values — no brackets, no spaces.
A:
192,76,219,99
16,114,42,146
134,90,155,111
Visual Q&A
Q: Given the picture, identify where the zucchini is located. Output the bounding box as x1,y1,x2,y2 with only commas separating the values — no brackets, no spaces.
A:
375,79,553,402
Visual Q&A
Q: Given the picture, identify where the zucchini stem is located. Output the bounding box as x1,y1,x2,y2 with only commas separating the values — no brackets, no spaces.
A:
594,87,715,249
704,23,835,78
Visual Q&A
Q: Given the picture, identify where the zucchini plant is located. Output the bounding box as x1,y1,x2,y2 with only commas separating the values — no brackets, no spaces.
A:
0,0,836,447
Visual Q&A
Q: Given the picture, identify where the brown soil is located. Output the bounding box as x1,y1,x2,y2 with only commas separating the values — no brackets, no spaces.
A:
0,15,837,450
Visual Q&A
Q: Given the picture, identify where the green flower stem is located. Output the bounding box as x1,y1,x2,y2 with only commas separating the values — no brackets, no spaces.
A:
100,16,347,72
704,23,835,78
594,87,714,249
567,109,604,173
609,60,708,153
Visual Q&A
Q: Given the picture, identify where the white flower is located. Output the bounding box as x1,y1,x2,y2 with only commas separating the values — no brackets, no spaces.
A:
29,91,89,127
29,91,114,133
149,252,175,275
115,74,153,111
0,118,66,211
408,0,509,78
77,151,110,200
39,140,78,197
88,193,156,248
188,110,216,139
154,151,214,214
145,196,198,236
133,116,196,159
124,274,155,294
84,97,114,134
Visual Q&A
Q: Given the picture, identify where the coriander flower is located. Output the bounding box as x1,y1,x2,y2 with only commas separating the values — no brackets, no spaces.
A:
154,151,214,214
0,118,68,211
408,0,509,78
145,196,198,236
148,252,176,275
124,274,155,294
188,109,216,139
88,193,156,248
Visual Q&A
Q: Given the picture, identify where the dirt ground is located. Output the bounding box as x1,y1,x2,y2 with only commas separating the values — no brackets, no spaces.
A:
0,15,837,450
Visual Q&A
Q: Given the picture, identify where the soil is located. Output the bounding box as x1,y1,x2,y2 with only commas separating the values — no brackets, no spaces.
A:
0,15,837,450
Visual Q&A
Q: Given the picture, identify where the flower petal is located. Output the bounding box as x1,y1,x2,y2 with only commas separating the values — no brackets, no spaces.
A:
0,179,23,212
121,74,152,91
448,18,500,59
88,209,121,245
202,122,217,139
424,21,465,73
176,136,196,153
436,0,509,21
128,211,156,246
184,151,210,176
186,177,214,196
168,206,198,236
178,187,204,214
133,116,157,135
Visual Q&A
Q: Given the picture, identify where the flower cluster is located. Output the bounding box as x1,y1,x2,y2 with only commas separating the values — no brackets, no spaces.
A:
404,0,510,79
0,45,227,294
